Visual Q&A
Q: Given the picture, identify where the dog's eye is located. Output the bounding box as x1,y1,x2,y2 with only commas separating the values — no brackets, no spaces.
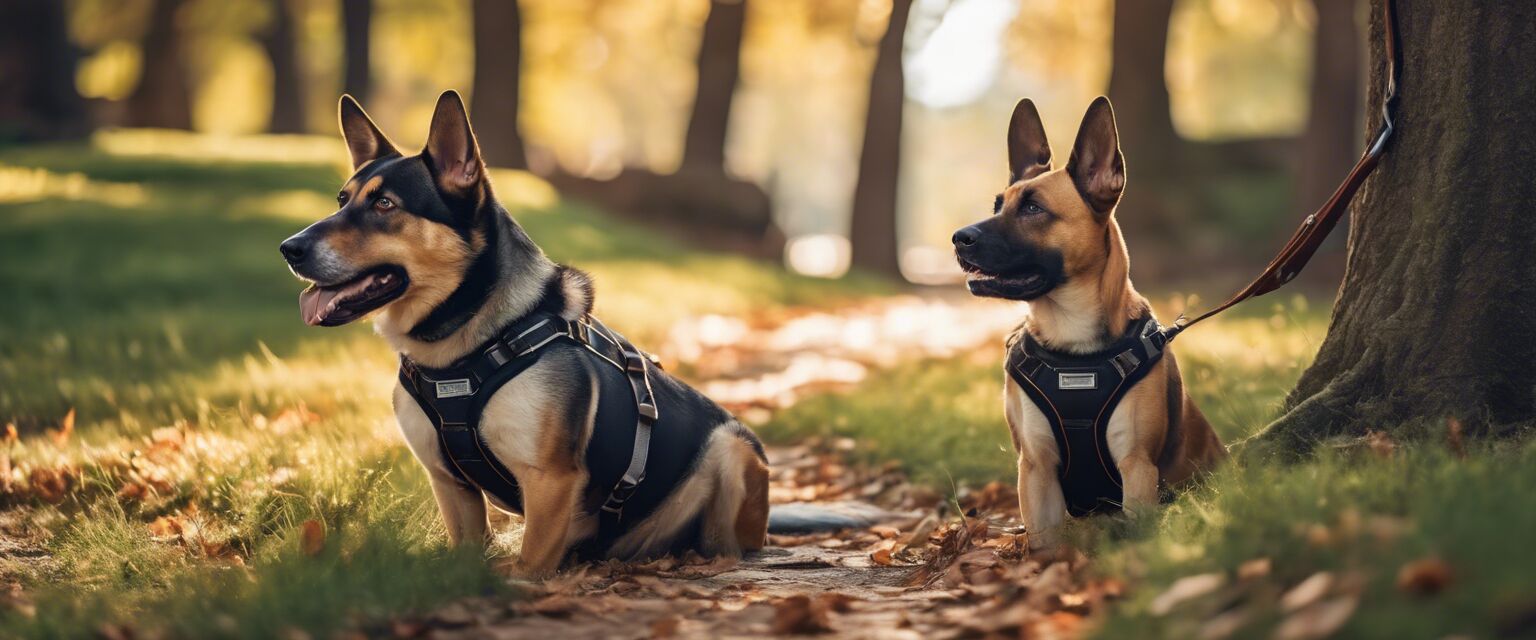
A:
1023,201,1046,216
374,197,396,212
336,191,348,206
993,194,1004,214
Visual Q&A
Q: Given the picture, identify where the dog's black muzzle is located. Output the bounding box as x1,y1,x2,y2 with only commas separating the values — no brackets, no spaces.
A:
952,219,1064,301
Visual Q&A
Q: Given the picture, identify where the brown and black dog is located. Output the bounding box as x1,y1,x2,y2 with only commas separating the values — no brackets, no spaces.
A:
280,92,772,576
953,97,1225,548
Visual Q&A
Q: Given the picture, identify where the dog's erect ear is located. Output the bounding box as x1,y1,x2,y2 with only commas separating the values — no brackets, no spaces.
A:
338,95,398,170
424,91,483,192
1066,96,1125,216
1007,98,1052,183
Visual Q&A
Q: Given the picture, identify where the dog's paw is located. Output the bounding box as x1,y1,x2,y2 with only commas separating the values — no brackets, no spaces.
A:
1025,528,1061,553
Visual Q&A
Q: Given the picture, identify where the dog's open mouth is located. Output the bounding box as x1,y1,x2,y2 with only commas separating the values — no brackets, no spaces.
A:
299,265,408,326
957,258,1055,301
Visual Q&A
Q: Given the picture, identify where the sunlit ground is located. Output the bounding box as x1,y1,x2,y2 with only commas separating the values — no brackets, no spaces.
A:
0,133,1528,639
0,131,885,638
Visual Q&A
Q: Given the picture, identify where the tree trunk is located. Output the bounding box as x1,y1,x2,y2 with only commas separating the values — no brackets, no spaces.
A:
0,0,90,141
125,0,193,130
470,0,528,169
681,0,747,172
1106,0,1179,171
1256,1,1536,455
847,0,912,280
1296,0,1363,213
262,0,307,134
341,0,371,100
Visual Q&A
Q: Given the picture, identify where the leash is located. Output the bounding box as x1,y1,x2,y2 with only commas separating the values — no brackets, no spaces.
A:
1164,0,1400,341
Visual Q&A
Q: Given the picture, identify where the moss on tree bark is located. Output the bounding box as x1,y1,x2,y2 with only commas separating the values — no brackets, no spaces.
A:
1252,0,1536,457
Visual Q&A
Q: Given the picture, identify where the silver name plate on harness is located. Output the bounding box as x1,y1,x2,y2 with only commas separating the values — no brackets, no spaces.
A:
1058,372,1097,390
435,379,473,398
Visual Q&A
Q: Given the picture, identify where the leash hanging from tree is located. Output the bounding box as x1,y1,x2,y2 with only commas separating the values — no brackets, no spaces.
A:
1164,0,1401,341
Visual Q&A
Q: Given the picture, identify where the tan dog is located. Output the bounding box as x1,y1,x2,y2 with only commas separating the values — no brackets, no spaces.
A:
952,97,1225,547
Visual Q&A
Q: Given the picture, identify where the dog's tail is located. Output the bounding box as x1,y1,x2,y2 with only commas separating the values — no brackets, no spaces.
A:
766,500,896,535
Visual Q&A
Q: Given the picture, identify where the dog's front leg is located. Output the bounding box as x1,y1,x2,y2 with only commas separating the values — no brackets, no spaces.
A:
430,476,488,547
1007,379,1067,549
1117,453,1159,515
510,464,583,577
1017,452,1066,549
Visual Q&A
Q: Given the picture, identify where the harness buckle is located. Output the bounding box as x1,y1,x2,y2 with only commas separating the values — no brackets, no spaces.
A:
1110,350,1141,377
568,319,591,346
600,474,645,516
623,350,647,373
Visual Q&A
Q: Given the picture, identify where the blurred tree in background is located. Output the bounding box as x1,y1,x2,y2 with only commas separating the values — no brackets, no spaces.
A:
7,0,1370,283
681,0,746,173
125,0,194,130
1296,0,1361,212
261,0,307,134
847,0,911,279
0,0,90,141
341,0,373,101
471,0,528,169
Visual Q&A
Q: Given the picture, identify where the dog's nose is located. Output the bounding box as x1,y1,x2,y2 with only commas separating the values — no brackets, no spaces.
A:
280,236,309,265
952,227,979,247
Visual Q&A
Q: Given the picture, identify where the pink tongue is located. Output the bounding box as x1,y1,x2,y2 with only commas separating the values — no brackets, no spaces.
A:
298,273,380,326
299,286,341,326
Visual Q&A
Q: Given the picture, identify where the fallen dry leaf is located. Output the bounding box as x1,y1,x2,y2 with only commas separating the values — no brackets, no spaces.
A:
1149,572,1225,616
1446,416,1466,459
1273,595,1358,640
1237,557,1272,581
148,514,185,539
649,614,682,638
299,519,325,557
28,466,71,504
1364,429,1395,458
49,409,75,446
1396,556,1453,596
390,619,426,638
771,593,843,634
1280,572,1334,612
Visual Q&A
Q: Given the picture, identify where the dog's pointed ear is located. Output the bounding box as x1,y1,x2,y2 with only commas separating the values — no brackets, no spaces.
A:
424,91,483,193
1007,98,1052,183
338,95,398,170
1066,96,1125,216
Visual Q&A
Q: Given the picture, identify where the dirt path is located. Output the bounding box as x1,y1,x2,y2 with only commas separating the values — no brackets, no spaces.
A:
391,444,1114,639
382,296,1118,639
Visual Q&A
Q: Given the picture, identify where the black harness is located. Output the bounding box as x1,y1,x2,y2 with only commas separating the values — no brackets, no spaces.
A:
398,311,665,555
1006,316,1170,516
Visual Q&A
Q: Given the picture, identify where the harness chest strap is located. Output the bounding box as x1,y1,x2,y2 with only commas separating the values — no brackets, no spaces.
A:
1006,316,1169,516
398,312,658,527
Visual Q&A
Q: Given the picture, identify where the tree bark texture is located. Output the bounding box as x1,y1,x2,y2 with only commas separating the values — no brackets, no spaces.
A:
847,0,912,280
341,0,372,101
262,0,307,134
471,0,528,169
125,0,193,130
680,0,747,172
1257,0,1536,455
0,0,90,141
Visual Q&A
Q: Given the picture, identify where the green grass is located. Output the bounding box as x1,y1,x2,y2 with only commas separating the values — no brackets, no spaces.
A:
760,297,1536,637
0,131,883,638
1089,441,1536,639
